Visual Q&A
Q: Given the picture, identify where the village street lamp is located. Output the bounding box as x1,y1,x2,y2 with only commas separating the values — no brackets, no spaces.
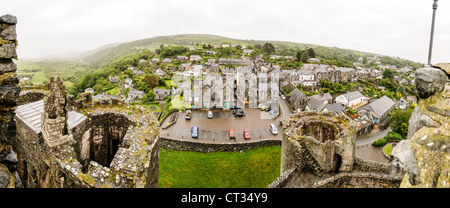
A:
427,0,438,66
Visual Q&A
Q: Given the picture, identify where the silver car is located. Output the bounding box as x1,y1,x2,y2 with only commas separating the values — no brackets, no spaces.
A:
269,124,278,135
207,110,213,119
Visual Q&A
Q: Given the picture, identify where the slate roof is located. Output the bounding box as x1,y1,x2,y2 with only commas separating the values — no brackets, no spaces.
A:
342,91,365,102
361,95,395,117
325,103,346,114
15,100,87,133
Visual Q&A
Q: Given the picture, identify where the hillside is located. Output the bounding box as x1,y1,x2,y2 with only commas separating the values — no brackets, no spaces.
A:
82,34,417,69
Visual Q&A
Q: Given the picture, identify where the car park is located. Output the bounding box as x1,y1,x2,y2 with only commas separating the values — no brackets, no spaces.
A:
269,124,278,135
243,129,250,140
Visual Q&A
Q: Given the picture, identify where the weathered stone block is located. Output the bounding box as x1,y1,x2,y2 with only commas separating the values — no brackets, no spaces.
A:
415,67,448,98
0,60,16,73
0,84,21,102
0,24,16,40
0,43,16,59
0,14,17,25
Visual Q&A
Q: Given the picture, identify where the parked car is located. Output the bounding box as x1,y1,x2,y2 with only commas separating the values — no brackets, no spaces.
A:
233,109,245,117
260,105,267,111
243,129,250,140
281,94,286,100
185,110,192,120
191,126,199,138
269,124,278,135
207,110,213,119
257,104,263,109
265,106,271,112
229,129,236,140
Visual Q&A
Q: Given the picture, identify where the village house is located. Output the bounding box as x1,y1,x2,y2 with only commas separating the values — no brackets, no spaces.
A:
356,95,395,129
305,96,327,113
336,67,356,82
133,70,145,76
161,58,172,64
154,69,167,78
109,75,119,83
270,55,283,59
307,58,320,63
153,88,171,100
175,56,187,61
124,77,133,89
297,70,317,86
127,89,145,103
85,88,94,94
243,49,254,56
178,63,191,71
335,91,369,109
289,88,308,112
203,50,216,55
190,55,202,62
138,59,148,65
323,103,346,115
395,97,410,111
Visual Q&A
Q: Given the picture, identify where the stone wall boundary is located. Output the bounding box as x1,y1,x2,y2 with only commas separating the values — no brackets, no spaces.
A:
160,136,281,153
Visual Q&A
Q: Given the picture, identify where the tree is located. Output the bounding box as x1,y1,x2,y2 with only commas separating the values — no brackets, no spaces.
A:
307,48,315,58
142,92,155,103
262,43,275,55
382,68,394,79
299,50,309,63
142,74,159,89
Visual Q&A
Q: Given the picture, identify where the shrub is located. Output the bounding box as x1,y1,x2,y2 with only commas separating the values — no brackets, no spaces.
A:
372,137,387,147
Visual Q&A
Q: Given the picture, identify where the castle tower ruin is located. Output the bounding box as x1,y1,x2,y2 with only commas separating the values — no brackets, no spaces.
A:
40,76,73,148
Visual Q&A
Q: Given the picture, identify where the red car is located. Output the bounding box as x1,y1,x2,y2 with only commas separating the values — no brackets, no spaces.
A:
229,129,236,140
243,129,250,140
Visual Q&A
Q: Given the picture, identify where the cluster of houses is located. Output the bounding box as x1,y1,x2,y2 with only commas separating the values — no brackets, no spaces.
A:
278,63,384,91
289,88,400,136
79,43,417,138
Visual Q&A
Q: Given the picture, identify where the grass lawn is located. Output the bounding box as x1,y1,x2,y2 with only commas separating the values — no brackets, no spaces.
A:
159,146,281,188
143,103,161,113
384,143,392,157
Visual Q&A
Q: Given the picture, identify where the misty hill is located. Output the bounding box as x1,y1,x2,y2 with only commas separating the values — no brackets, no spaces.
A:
81,34,422,69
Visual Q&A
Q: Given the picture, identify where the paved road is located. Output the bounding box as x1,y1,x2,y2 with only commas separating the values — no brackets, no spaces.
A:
277,98,293,124
355,127,391,145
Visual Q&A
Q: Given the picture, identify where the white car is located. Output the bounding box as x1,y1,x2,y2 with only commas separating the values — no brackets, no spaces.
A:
207,110,213,119
269,124,278,135
281,94,286,100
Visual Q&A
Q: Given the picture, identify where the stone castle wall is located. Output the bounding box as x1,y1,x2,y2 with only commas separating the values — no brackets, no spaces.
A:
272,111,403,188
0,14,22,188
160,136,281,153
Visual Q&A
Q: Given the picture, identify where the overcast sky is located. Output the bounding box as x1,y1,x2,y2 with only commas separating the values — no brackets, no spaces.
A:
2,0,450,64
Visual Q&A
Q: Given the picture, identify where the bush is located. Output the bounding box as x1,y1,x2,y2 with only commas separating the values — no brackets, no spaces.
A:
372,137,387,147
385,131,403,141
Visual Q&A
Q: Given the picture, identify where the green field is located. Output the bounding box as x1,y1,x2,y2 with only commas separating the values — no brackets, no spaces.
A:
159,146,281,188
16,59,91,87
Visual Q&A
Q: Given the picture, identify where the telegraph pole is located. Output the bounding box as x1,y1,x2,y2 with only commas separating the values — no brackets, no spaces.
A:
427,0,438,66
